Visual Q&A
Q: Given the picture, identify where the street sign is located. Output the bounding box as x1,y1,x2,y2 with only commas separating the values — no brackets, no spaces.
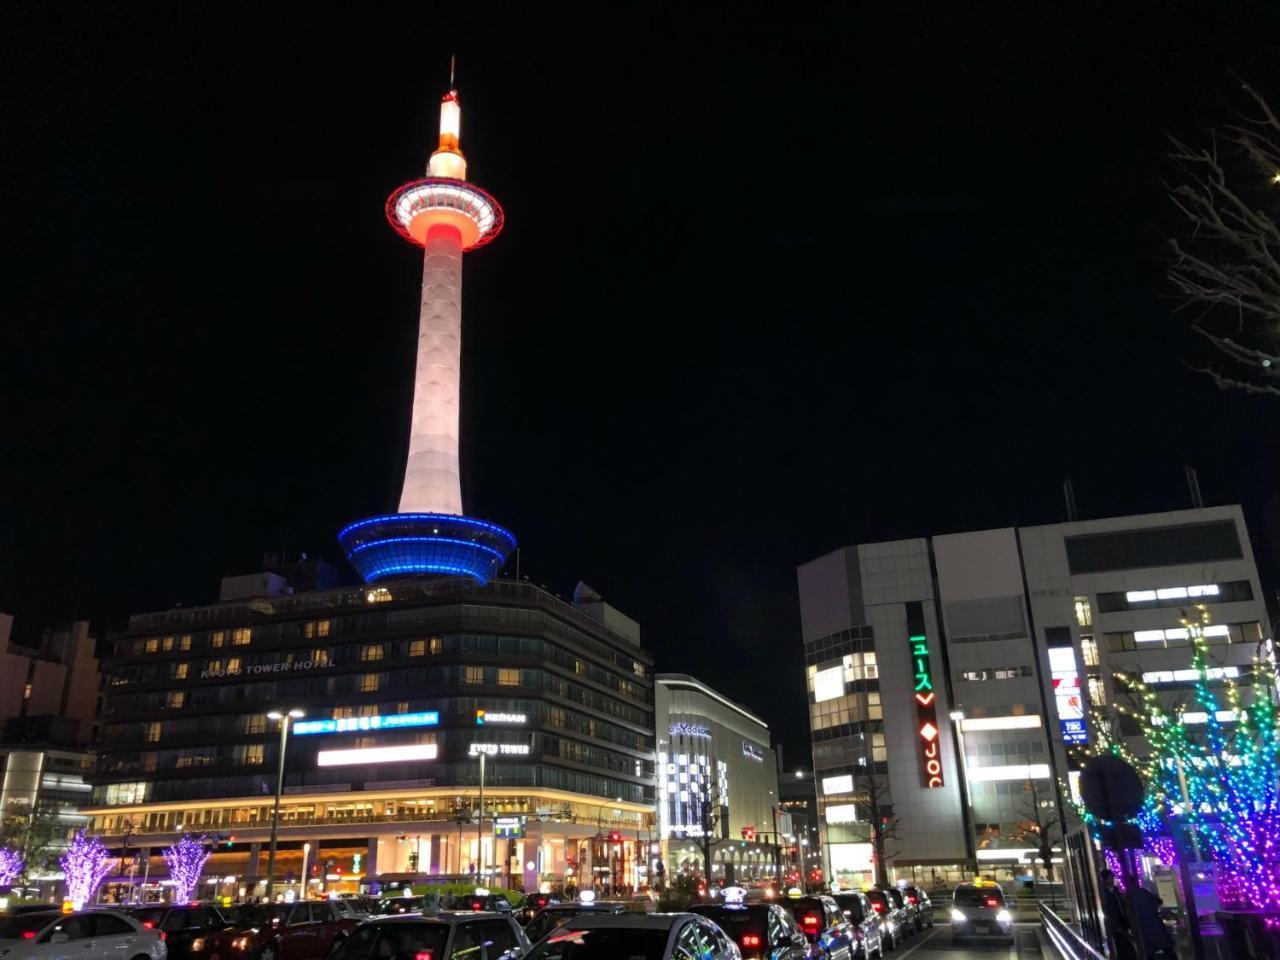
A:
1080,755,1144,822
494,816,524,839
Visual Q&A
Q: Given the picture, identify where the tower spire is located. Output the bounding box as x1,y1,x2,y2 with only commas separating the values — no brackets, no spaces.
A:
449,54,456,91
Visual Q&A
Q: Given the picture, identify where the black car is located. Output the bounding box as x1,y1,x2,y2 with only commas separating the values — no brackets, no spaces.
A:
691,901,811,959
778,894,855,960
862,890,907,951
117,903,233,959
376,895,431,916
463,894,514,913
832,893,885,959
899,887,933,930
883,889,913,939
524,902,628,944
517,893,560,925
331,911,530,960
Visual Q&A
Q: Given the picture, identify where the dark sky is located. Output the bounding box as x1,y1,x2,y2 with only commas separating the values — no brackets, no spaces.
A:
4,2,1280,766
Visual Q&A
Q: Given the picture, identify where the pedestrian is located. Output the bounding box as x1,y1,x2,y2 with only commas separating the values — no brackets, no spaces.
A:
1132,886,1177,959
1101,870,1137,960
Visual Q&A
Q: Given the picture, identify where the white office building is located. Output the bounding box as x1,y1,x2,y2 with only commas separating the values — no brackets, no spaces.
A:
798,505,1271,890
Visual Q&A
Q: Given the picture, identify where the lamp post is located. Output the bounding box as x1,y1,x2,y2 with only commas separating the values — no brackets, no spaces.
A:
264,708,305,901
476,750,486,886
948,710,978,872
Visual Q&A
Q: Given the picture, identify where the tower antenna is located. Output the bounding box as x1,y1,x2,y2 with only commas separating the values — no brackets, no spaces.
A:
449,54,456,91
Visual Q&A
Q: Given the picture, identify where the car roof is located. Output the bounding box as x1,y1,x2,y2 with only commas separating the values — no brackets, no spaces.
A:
368,911,511,924
557,912,696,930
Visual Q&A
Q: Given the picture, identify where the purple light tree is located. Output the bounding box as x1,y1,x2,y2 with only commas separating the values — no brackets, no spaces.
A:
59,831,112,908
162,834,210,903
0,847,23,888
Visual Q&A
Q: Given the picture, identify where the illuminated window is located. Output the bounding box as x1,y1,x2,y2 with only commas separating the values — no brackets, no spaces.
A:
1073,596,1092,627
226,657,241,673
574,660,587,677
462,666,483,685
145,638,160,654
179,635,192,651
366,587,392,604
358,674,380,693
1080,636,1099,667
145,723,161,743
162,636,175,652
429,637,443,655
22,683,31,701
409,639,426,657
498,668,520,686
868,691,882,720
1087,676,1107,706
360,644,384,662
174,663,188,680
242,715,266,734
245,744,265,766
633,661,646,678
232,628,252,646
359,704,378,717
167,691,186,709
303,622,315,639
333,707,354,719
211,631,226,649
311,648,329,665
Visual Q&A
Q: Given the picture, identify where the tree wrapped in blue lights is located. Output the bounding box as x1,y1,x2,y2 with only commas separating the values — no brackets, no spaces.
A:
1110,604,1280,911
0,847,23,888
162,834,211,903
59,831,112,908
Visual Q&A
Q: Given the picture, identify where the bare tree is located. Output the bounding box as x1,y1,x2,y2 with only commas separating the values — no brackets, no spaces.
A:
857,769,899,888
697,776,724,886
1014,778,1062,881
1168,83,1280,395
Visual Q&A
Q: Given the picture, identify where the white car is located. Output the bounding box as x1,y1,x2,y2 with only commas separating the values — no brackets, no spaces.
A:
0,909,167,959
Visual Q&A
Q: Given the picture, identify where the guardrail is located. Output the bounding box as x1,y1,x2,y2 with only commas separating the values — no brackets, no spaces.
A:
1039,901,1109,960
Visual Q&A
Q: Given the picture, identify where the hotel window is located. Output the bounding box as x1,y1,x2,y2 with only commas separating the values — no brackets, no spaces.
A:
242,715,266,734
145,722,161,743
167,691,186,709
244,744,265,766
162,636,175,652
1087,676,1107,706
145,638,160,654
574,660,587,677
868,691,882,720
174,663,188,680
358,674,381,693
311,648,330,665
226,657,242,673
316,619,330,637
211,631,226,649
359,704,378,717
333,707,354,719
409,639,426,657
429,637,443,655
1074,596,1093,628
1080,635,1099,668
179,634,192,651
633,661,646,678
498,668,520,687
360,643,384,662
22,684,31,701
462,666,484,685
232,628,252,646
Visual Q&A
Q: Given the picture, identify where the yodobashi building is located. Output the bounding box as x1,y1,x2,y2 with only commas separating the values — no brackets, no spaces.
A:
654,675,782,886
83,573,656,899
797,505,1269,890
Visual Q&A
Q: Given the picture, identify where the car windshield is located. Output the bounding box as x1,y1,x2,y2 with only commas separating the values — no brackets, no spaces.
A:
127,907,170,927
378,897,425,915
864,891,888,910
691,906,765,940
954,887,1004,907
228,904,292,927
779,899,827,932
525,927,670,960
351,923,449,958
0,913,56,939
833,895,865,921
526,908,591,943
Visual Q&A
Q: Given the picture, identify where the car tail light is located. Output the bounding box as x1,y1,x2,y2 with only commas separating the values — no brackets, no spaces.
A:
159,932,167,942
414,952,434,960
741,933,761,948
802,913,821,933
22,931,35,940
985,897,1000,908
142,921,156,929
907,895,918,904
871,901,884,913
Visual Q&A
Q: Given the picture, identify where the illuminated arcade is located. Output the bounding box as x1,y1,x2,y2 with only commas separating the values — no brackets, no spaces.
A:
339,77,515,584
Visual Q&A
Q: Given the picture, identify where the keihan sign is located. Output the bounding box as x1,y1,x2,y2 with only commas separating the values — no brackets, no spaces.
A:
199,659,333,680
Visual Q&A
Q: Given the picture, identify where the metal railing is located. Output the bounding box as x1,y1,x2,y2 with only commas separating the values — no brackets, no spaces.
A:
1040,901,1109,960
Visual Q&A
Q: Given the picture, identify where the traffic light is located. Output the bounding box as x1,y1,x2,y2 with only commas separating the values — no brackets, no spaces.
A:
608,831,621,844
225,834,235,848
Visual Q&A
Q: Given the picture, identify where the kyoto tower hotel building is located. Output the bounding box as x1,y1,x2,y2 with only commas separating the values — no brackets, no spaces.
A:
84,82,656,899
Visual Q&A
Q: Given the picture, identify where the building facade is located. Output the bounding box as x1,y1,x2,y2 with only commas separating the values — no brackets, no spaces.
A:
797,505,1271,890
84,575,656,900
654,674,781,887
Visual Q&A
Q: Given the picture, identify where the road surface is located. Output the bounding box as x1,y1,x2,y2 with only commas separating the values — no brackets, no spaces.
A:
882,923,1043,960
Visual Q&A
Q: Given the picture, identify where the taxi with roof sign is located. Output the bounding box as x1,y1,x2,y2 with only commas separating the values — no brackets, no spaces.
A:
950,879,1014,945
691,887,811,959
776,890,855,960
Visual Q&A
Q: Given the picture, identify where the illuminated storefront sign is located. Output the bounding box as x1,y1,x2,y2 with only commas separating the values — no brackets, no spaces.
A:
476,711,526,725
907,603,944,788
1048,646,1088,744
317,743,438,767
742,742,764,761
294,711,439,736
813,666,844,703
822,774,853,796
469,743,531,756
668,722,711,738
494,816,525,839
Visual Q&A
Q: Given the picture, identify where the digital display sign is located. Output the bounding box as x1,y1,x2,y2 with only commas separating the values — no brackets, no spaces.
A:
1049,646,1088,745
907,602,944,788
294,711,439,736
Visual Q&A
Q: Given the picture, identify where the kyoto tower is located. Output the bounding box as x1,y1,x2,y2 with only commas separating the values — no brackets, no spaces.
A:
339,74,516,584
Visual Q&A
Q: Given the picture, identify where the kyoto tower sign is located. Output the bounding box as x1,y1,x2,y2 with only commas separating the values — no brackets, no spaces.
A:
339,76,515,584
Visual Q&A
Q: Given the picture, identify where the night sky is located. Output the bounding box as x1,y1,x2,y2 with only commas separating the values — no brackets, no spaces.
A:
4,2,1280,765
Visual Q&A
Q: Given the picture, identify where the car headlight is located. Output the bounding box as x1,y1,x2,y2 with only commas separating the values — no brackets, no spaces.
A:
191,937,205,951
950,908,967,923
232,935,252,950
996,909,1012,924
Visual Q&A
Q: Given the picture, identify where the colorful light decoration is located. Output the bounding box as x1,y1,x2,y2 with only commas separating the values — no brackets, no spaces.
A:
906,610,944,788
0,847,24,887
59,831,113,909
162,834,211,903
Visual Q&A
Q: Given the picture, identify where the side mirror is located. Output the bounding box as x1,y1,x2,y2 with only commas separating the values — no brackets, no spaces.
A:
49,933,70,944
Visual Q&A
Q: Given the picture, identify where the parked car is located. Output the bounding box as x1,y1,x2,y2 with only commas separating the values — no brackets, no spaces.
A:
330,911,530,960
883,890,913,939
521,912,740,960
524,902,628,943
831,892,885,959
861,890,907,951
950,881,1014,946
117,903,233,959
691,900,812,959
373,895,430,916
202,900,360,959
0,908,167,959
516,893,559,925
899,887,933,930
777,894,855,960
463,894,514,913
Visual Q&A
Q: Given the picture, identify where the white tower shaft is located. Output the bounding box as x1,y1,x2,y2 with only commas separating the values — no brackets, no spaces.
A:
399,224,464,515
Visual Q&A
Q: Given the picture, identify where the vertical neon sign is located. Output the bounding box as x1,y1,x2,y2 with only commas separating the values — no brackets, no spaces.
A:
907,602,944,788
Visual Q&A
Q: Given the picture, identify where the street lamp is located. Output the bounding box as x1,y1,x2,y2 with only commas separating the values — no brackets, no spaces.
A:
948,709,978,872
264,708,305,901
